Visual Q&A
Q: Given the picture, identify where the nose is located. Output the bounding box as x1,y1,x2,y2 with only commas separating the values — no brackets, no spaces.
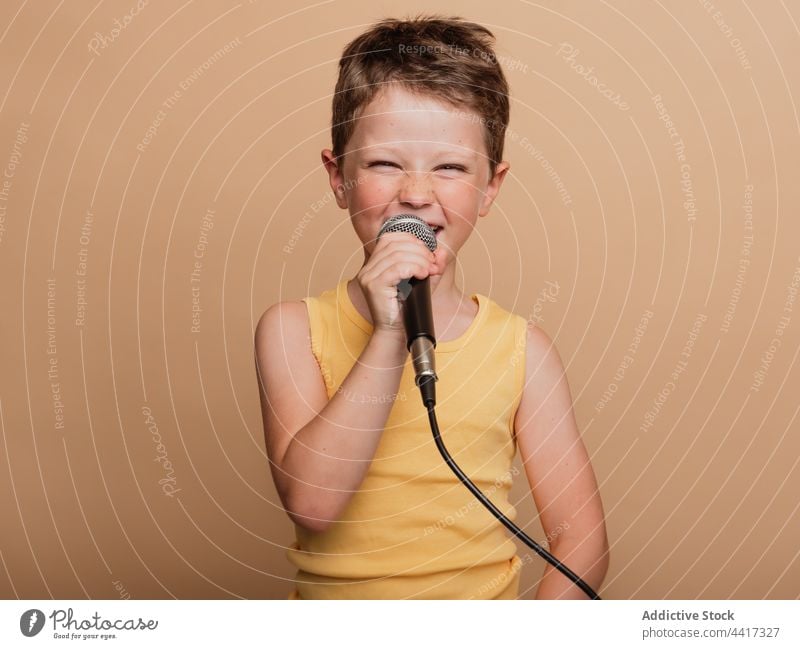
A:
398,170,434,209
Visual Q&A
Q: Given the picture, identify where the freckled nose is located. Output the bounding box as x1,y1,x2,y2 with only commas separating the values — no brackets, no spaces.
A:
398,171,433,208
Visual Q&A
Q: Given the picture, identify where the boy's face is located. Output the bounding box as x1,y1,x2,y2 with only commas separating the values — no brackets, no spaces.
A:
322,84,509,261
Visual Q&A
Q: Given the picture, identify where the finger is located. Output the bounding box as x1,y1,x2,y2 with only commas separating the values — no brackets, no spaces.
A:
369,248,435,272
373,231,422,250
372,242,435,262
367,253,435,284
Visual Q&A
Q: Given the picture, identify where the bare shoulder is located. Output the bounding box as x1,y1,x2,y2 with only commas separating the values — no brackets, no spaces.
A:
254,299,317,407
514,319,574,441
522,320,567,389
254,298,323,406
255,300,308,347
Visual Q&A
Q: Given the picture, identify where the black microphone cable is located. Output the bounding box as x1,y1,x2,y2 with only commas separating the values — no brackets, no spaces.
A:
417,375,602,600
380,212,600,599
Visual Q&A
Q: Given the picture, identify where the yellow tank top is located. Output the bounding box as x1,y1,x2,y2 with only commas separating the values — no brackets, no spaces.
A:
286,278,527,599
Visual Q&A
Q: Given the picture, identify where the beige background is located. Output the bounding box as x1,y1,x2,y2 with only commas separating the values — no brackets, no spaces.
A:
0,0,798,599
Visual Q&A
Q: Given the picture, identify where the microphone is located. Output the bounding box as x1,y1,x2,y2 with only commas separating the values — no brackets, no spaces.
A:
376,214,438,407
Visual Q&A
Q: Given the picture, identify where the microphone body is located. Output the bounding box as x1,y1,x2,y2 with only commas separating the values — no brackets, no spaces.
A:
376,214,438,406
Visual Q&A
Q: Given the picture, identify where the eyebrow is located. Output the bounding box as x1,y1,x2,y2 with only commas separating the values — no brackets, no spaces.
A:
360,144,477,159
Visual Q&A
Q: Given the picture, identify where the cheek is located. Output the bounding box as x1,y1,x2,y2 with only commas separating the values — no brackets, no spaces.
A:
437,181,483,215
348,175,398,212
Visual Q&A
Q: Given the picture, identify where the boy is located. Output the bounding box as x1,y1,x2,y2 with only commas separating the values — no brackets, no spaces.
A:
255,15,609,599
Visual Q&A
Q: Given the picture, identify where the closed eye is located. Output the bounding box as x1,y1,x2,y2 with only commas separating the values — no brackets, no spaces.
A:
367,160,400,168
435,164,467,172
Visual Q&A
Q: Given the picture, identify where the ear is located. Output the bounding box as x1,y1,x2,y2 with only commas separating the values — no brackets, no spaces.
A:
478,161,510,217
321,149,348,209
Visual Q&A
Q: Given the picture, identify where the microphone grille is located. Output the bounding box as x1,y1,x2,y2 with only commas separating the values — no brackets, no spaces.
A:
376,214,437,252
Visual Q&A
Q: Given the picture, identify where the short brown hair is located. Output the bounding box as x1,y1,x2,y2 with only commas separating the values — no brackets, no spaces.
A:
331,15,510,174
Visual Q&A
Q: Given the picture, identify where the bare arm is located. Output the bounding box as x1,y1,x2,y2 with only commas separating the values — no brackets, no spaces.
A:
255,302,408,533
256,232,444,533
514,322,610,599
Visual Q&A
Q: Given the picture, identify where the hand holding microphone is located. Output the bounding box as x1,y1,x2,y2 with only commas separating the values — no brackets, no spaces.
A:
377,214,443,406
355,214,445,405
